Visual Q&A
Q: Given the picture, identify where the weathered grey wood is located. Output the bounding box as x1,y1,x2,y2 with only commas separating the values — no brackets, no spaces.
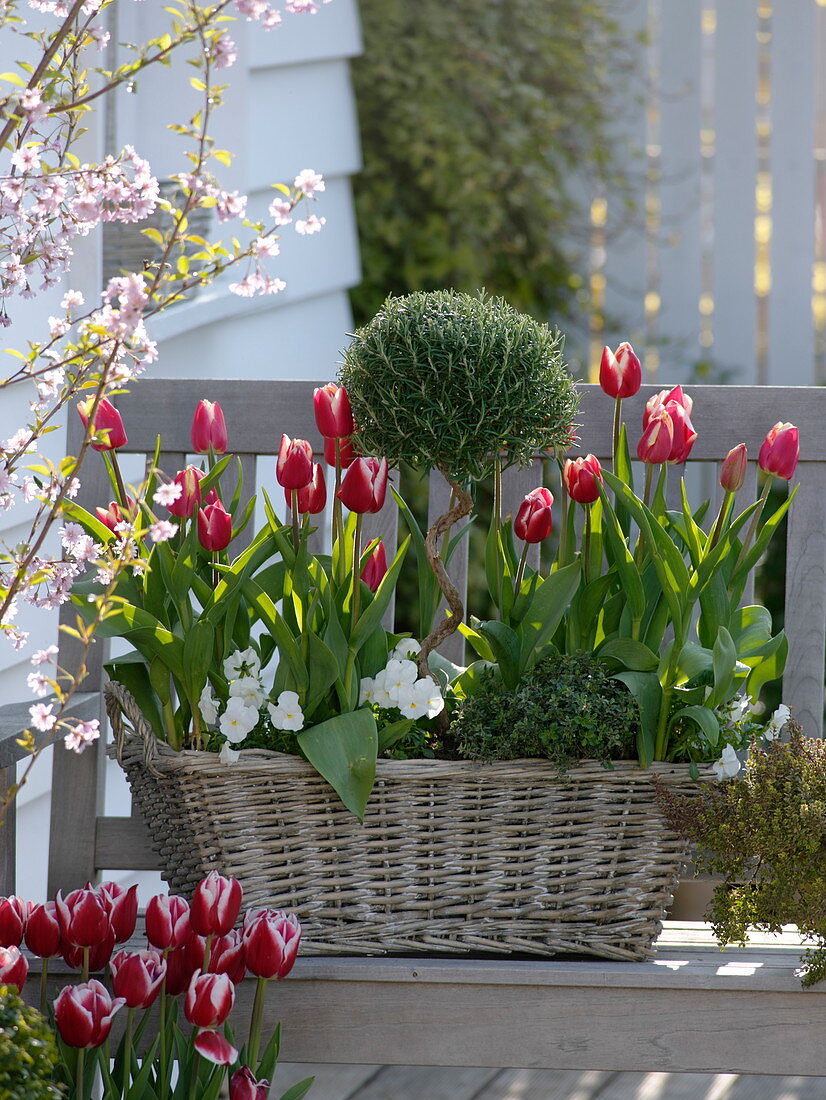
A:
0,702,45,767
0,765,15,896
94,814,159,871
346,1065,499,1099
500,463,542,574
269,1065,380,1100
472,1068,615,1099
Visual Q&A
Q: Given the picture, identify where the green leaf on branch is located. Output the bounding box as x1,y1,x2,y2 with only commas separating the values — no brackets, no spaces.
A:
297,709,378,820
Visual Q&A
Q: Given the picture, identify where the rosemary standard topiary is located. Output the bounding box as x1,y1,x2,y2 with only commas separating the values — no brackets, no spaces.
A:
339,290,579,668
452,652,638,772
656,725,826,987
0,986,60,1099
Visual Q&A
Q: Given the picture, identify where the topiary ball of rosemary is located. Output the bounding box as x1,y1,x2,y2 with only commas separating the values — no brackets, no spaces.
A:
338,290,579,482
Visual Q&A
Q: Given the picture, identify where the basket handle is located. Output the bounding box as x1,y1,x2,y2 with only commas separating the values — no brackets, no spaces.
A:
104,680,160,773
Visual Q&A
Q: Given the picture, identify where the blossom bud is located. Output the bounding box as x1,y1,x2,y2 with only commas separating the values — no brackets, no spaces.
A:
285,462,326,515
230,1066,271,1100
0,896,30,947
361,540,388,593
189,871,243,937
636,409,674,464
145,894,191,950
55,886,111,949
197,500,233,551
720,443,748,493
0,945,28,992
184,970,235,1028
54,979,124,1048
313,383,354,438
337,457,388,514
167,466,204,518
276,435,314,491
599,342,641,399
513,487,554,544
758,422,799,481
77,398,128,451
242,909,301,979
563,455,603,505
24,902,61,958
324,435,357,469
191,400,228,454
111,948,167,1009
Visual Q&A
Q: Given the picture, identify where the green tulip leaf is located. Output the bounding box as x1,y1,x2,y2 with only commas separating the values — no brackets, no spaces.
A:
105,654,166,740
297,709,378,821
708,626,737,708
377,718,416,752
350,536,410,653
669,704,720,748
517,559,581,675
477,619,522,688
612,669,661,766
597,638,659,672
182,619,215,703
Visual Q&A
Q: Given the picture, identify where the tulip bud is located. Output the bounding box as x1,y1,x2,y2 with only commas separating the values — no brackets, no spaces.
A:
563,455,603,505
230,1066,271,1100
189,871,243,937
210,929,246,985
666,400,698,464
285,463,326,515
184,970,235,1028
191,400,228,455
195,1030,239,1066
0,945,28,992
54,979,125,1048
55,886,111,949
636,409,674,465
513,487,554,544
167,465,204,518
24,902,61,958
97,881,138,943
0,896,30,948
720,443,748,493
111,948,167,1009
145,894,192,950
337,457,389,514
758,422,799,480
313,383,354,438
324,435,357,469
164,936,206,996
95,499,135,532
242,909,301,980
361,540,388,593
599,342,641,399
643,385,693,430
198,500,233,551
276,435,314,491
77,398,128,451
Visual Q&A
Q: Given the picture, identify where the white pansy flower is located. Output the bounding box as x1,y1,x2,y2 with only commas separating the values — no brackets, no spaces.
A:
199,684,219,725
223,647,260,680
391,638,421,662
417,675,444,718
382,659,418,706
268,690,304,732
371,668,394,709
396,677,444,719
219,696,259,743
229,675,265,709
722,694,752,724
359,677,376,706
712,744,742,781
219,743,240,765
764,703,791,741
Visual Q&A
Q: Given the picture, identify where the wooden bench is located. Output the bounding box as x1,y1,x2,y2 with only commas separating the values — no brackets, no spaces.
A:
4,379,826,1076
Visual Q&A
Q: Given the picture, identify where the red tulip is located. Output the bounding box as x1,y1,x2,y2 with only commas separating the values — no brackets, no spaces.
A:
167,465,204,518
0,945,28,992
95,499,135,532
643,384,694,429
191,400,228,454
210,929,246,985
77,397,128,451
514,487,554,544
758,422,799,480
337,456,388,514
97,881,138,943
720,443,748,493
25,902,61,958
599,342,641,399
145,894,191,951
198,500,233,551
164,936,206,996
54,979,125,1048
313,383,354,438
242,909,301,980
324,435,357,469
230,1066,271,1100
111,948,167,1009
0,896,30,947
636,408,674,465
195,1030,239,1066
184,970,235,1028
666,400,697,464
189,871,243,937
276,435,314,491
55,886,111,949
563,455,603,505
285,463,326,515
361,541,388,592
61,929,116,973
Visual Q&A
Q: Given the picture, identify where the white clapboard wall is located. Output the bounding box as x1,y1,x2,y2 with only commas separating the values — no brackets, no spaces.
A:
571,0,824,389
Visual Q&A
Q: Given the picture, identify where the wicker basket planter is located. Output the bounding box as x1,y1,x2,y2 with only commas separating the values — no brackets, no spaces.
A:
107,681,701,962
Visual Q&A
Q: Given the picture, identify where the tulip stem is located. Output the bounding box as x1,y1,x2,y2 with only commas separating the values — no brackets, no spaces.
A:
514,540,530,596
735,477,773,573
247,975,268,1070
39,958,48,1018
123,1008,134,1093
81,945,90,984
493,455,504,613
76,1047,85,1100
291,489,300,555
583,505,592,586
333,441,344,585
110,452,129,512
351,513,363,633
612,397,622,472
159,989,169,1100
709,490,734,551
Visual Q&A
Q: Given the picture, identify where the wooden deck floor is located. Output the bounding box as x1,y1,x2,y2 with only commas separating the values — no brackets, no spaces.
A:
271,1065,826,1099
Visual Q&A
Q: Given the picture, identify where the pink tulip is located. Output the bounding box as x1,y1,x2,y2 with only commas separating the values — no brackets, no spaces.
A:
636,409,674,465
24,902,61,958
54,979,124,1048
210,929,247,985
97,881,138,943
285,462,326,515
189,871,243,937
55,886,111,949
758,422,799,480
563,455,603,505
514,487,554,544
197,500,233,551
599,342,641,399
77,398,128,451
643,385,694,429
191,400,228,454
110,948,167,1009
167,466,204,518
276,435,314,491
230,1066,271,1100
242,909,301,980
720,443,748,493
0,896,30,947
145,894,192,951
337,456,388,514
184,970,235,1028
361,540,388,593
195,1030,239,1066
0,945,28,991
313,383,354,438
324,435,357,469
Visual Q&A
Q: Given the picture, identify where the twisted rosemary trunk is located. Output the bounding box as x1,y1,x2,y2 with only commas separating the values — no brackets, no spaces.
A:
417,469,473,679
